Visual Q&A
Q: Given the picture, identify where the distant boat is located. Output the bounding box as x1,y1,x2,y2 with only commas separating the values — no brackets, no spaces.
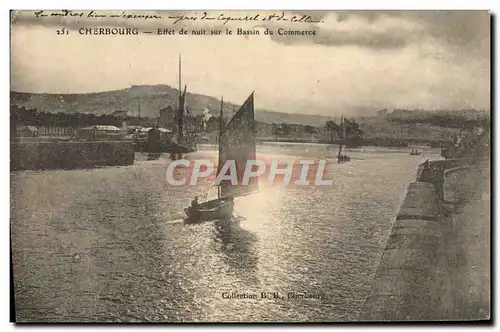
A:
184,92,257,222
337,114,350,163
410,149,422,156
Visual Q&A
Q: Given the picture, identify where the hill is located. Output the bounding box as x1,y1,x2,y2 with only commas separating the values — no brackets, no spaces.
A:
10,85,337,127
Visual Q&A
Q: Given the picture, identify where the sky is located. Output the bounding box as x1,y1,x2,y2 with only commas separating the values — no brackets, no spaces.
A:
10,10,491,116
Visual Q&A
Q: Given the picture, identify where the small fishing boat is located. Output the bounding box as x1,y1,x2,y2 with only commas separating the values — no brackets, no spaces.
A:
184,196,234,221
337,114,350,163
410,149,422,156
184,92,257,222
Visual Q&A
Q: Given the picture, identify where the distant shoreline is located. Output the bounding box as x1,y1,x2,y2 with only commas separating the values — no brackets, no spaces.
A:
254,137,448,148
12,134,448,150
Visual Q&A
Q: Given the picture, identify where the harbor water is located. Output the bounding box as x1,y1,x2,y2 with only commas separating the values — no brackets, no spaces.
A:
11,143,442,322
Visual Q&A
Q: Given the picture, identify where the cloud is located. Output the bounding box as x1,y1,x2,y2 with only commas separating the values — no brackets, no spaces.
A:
265,10,490,56
266,12,425,49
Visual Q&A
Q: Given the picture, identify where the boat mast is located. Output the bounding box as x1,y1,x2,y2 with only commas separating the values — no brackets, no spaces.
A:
179,54,182,97
338,114,343,158
137,96,141,118
177,54,184,144
217,96,224,199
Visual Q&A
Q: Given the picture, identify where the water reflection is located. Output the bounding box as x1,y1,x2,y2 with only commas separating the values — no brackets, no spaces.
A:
213,216,259,281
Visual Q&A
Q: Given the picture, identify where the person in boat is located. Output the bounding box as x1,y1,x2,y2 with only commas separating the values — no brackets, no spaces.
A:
191,196,199,209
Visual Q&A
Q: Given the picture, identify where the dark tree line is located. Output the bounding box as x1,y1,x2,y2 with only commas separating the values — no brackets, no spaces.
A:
386,112,490,129
11,106,155,128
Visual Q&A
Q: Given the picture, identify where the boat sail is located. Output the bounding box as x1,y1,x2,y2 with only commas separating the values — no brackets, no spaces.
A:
184,92,257,221
218,92,257,198
337,114,350,163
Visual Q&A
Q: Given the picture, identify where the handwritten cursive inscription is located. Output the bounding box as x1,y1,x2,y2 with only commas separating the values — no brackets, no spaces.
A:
32,10,322,25
33,10,162,20
167,12,323,25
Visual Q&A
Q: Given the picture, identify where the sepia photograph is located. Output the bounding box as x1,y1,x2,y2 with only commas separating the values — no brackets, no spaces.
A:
9,9,491,323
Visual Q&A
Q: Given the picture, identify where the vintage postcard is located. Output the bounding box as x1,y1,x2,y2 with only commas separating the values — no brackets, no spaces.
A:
10,10,491,323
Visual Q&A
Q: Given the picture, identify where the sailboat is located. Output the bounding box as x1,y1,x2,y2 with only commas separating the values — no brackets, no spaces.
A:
337,114,350,163
184,92,257,222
